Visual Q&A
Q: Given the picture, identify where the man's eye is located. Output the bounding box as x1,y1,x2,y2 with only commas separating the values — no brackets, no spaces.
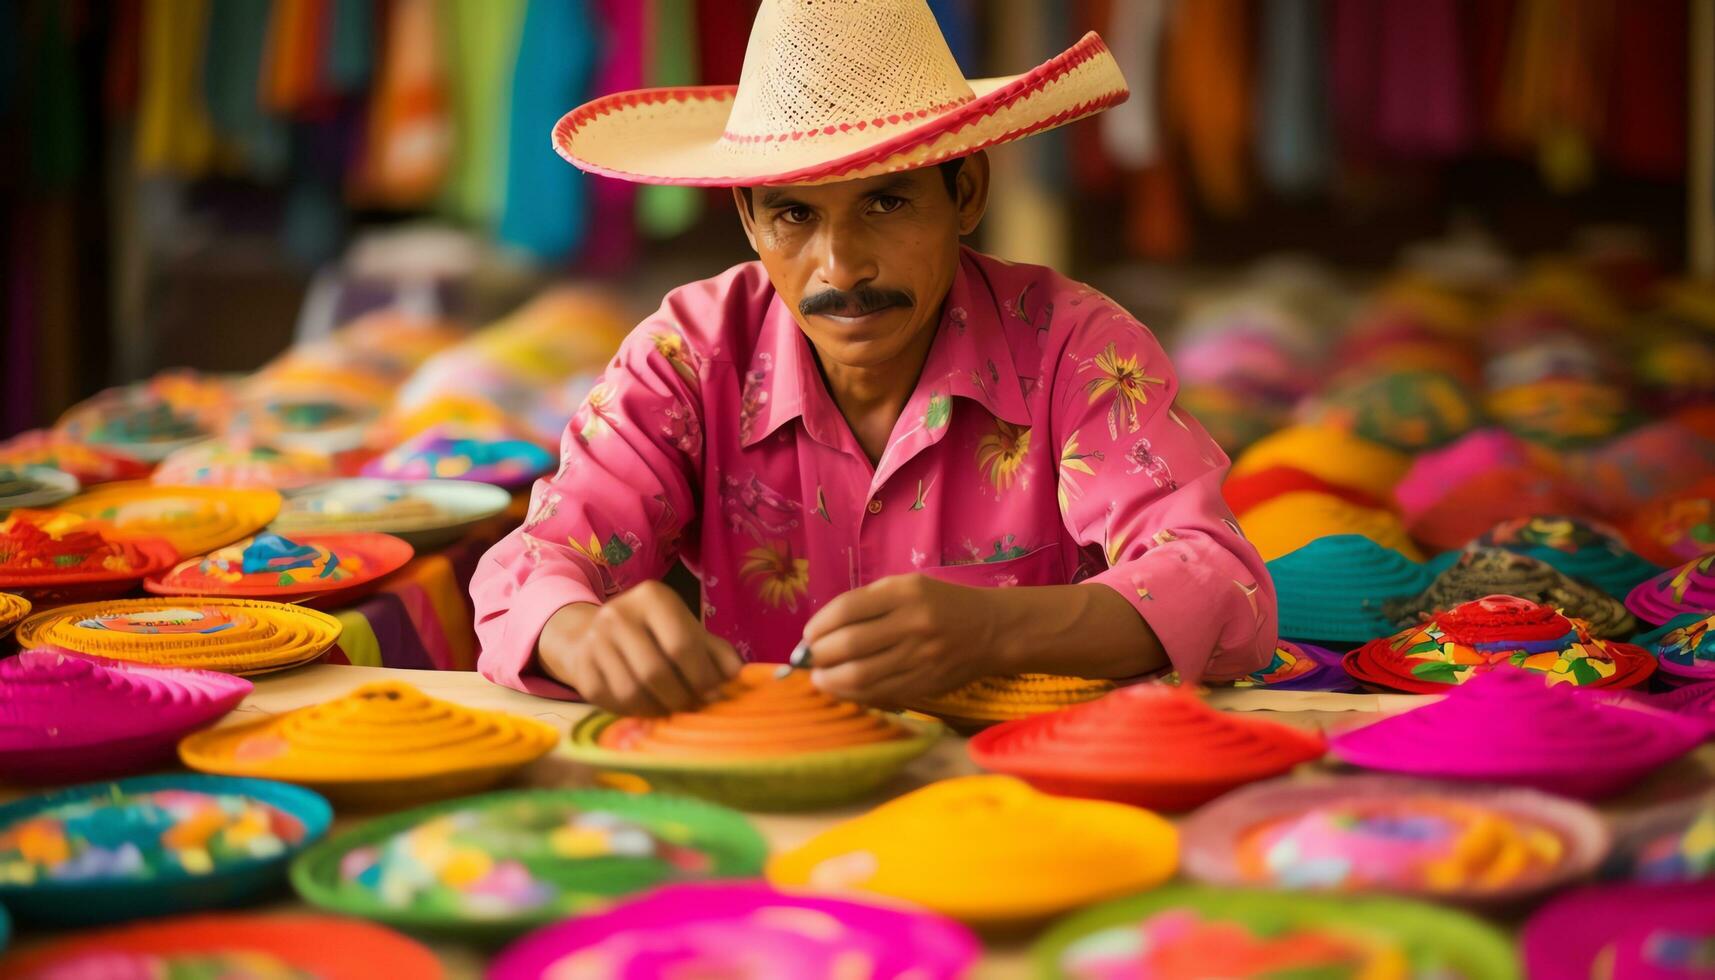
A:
871,195,906,214
779,206,813,224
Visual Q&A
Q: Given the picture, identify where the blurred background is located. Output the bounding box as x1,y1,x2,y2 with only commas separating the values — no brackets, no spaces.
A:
0,0,1710,447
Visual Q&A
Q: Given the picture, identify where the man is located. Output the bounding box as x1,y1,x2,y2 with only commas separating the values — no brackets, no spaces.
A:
472,0,1276,713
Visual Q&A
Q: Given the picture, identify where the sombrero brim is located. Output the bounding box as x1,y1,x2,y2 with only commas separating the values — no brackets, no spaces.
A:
553,32,1128,187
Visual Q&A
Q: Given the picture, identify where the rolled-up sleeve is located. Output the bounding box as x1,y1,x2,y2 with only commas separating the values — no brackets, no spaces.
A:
471,295,707,698
1051,305,1277,684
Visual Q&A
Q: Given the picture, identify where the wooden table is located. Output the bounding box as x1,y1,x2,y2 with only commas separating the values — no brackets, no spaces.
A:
7,664,1713,977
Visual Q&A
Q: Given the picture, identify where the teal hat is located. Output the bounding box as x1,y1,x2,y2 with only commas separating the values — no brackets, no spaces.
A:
1455,515,1663,599
1632,613,1715,684
1268,535,1433,644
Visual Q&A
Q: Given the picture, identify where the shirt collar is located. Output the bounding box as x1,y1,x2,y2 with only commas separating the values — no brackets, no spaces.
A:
740,248,1033,449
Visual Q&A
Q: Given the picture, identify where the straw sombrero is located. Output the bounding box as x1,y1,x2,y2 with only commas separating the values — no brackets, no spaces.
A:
552,0,1128,186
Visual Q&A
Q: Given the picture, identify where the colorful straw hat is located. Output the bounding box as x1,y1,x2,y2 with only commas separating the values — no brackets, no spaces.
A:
152,439,333,491
0,913,440,980
1403,467,1589,554
1232,641,1357,692
1240,491,1424,563
1230,425,1412,500
0,591,30,637
1034,885,1518,979
1627,555,1715,625
1329,668,1706,799
1462,514,1663,599
551,0,1129,187
1302,369,1481,452
1223,465,1387,518
0,773,330,927
0,465,79,513
1344,595,1656,693
1267,534,1433,643
562,665,942,811
0,648,252,784
1393,427,1558,522
180,681,558,806
291,789,767,940
766,775,1177,928
1600,792,1715,883
0,512,180,603
269,478,511,551
967,684,1327,810
56,387,212,462
489,882,980,980
1626,478,1715,568
54,483,282,558
1180,775,1608,907
904,673,1115,733
16,598,341,676
1487,378,1635,448
1564,418,1715,518
0,429,153,485
1522,881,1715,978
361,425,554,489
231,389,380,456
1633,614,1715,685
145,531,413,607
1388,548,1638,638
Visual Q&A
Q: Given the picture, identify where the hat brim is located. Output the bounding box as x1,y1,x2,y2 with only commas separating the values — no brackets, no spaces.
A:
552,32,1128,187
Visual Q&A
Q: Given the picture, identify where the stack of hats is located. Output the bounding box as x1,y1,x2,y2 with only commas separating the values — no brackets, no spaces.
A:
1330,669,1705,799
562,665,942,811
179,681,559,806
967,685,1326,811
766,775,1178,929
1459,515,1662,598
291,789,767,938
488,882,980,980
1180,776,1608,906
1344,595,1655,692
144,532,414,608
1386,549,1638,638
16,598,342,676
0,512,179,603
0,650,252,783
905,674,1115,733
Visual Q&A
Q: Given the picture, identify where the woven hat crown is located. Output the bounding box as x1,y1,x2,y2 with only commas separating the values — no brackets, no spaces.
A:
724,0,975,143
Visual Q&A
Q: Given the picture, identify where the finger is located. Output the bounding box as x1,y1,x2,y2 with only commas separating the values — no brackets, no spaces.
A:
589,640,667,716
705,632,745,679
608,613,697,713
810,646,911,703
808,610,913,669
643,603,724,697
802,577,904,643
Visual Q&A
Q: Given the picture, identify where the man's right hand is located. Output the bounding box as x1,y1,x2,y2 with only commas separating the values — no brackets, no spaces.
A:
536,581,744,716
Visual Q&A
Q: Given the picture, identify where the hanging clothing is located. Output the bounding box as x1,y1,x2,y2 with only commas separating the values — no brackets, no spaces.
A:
262,0,330,115
1605,1,1686,180
1164,0,1250,216
204,0,287,179
1255,0,1327,193
138,0,217,175
499,0,599,260
637,0,703,239
359,0,453,207
1495,0,1616,192
1375,0,1470,158
440,0,527,223
581,0,644,271
1101,0,1171,172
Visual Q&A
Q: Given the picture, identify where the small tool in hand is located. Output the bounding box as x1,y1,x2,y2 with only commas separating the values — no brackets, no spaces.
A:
773,640,813,679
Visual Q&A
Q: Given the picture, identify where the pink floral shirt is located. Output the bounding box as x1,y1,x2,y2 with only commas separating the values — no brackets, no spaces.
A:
472,247,1276,698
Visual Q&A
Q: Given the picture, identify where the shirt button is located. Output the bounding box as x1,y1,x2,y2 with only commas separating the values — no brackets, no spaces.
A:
867,498,883,515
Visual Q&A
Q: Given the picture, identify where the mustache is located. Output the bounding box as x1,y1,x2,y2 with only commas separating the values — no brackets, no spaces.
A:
799,286,914,318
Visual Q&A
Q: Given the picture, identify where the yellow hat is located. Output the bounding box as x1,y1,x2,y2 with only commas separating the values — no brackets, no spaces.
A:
1240,491,1424,563
1231,425,1412,501
766,775,1176,928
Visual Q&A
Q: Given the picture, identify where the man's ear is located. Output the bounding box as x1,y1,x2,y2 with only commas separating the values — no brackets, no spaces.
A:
732,187,760,253
955,151,990,237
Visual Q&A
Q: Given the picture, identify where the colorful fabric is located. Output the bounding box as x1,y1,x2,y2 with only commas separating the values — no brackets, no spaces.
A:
473,249,1276,698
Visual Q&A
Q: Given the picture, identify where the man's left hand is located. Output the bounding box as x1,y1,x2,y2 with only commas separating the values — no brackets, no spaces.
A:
799,573,1000,707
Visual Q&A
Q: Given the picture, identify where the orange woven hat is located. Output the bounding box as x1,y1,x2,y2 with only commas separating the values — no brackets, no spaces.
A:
552,0,1129,187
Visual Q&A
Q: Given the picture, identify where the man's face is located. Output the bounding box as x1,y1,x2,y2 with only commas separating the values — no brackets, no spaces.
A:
734,155,988,371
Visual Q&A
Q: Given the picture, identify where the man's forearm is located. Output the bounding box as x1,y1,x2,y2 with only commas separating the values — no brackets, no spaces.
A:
985,583,1169,679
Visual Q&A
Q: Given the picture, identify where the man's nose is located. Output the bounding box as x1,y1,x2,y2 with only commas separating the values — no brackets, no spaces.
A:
812,221,880,293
